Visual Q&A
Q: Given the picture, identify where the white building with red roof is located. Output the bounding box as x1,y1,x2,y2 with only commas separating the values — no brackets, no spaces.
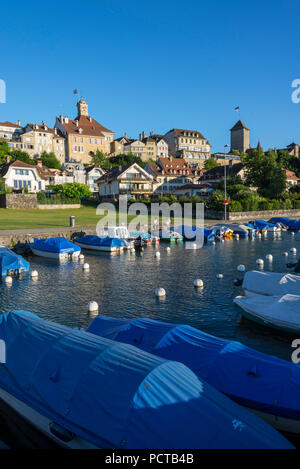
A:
0,159,47,192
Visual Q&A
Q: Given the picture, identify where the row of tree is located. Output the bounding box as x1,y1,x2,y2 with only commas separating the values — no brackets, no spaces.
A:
0,138,62,169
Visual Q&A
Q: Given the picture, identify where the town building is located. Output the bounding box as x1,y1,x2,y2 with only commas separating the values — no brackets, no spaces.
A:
97,163,153,199
145,157,201,194
85,165,105,192
230,120,250,153
199,162,245,186
173,182,213,198
55,98,114,165
163,128,211,168
149,133,168,158
110,134,133,155
282,168,299,186
286,142,299,157
0,159,47,192
0,121,23,140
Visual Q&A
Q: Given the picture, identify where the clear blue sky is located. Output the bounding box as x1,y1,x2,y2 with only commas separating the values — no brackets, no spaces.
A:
1,0,300,152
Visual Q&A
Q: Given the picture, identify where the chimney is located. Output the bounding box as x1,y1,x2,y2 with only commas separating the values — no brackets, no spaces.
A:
42,120,45,127
124,132,127,138
76,120,79,127
54,128,57,135
139,133,142,141
17,120,21,126
142,131,146,139
89,116,92,123
64,116,69,124
37,159,42,167
150,131,154,136
60,114,63,122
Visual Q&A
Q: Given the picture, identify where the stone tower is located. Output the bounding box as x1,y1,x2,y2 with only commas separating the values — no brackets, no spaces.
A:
230,120,250,153
77,97,89,117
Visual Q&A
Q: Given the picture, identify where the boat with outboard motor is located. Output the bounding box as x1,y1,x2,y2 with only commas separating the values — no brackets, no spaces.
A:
0,311,293,449
28,237,81,261
87,315,300,436
241,270,300,298
74,235,126,252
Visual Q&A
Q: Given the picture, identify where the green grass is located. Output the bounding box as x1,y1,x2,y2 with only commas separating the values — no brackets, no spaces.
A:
0,207,219,231
0,207,102,230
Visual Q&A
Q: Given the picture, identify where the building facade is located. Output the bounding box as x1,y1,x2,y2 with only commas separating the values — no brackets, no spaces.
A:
55,98,114,165
0,159,46,192
97,163,153,199
0,121,23,140
163,128,211,168
230,120,250,153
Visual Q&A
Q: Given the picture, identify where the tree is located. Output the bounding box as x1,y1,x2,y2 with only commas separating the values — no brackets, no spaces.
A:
10,149,36,165
0,139,10,164
109,153,146,168
243,148,286,198
204,157,219,170
41,152,61,170
89,150,110,170
52,182,91,199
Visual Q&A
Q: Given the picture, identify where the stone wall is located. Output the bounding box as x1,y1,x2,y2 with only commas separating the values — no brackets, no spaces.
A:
205,208,300,221
0,194,38,209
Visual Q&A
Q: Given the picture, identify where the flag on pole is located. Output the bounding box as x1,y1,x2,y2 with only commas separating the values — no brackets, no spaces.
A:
234,106,239,111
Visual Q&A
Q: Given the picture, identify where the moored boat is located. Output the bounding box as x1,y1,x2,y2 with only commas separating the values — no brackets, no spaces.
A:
241,270,300,297
28,237,81,261
87,315,300,436
0,311,293,448
75,235,126,252
234,293,300,334
0,247,30,277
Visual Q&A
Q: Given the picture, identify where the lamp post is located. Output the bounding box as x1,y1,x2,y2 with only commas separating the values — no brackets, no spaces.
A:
224,144,229,220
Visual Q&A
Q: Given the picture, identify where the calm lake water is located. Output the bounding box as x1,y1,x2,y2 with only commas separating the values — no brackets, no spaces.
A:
0,231,300,447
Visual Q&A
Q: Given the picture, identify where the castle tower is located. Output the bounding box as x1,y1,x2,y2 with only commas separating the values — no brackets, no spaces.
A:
77,97,89,117
230,120,250,153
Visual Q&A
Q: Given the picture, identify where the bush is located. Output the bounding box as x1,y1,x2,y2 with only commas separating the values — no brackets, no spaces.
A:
230,200,242,212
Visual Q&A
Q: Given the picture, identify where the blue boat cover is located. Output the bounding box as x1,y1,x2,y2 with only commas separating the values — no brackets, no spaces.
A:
249,220,276,230
0,247,30,276
129,231,151,240
0,312,292,449
76,235,125,247
173,225,204,241
88,316,300,423
29,237,80,254
269,217,300,229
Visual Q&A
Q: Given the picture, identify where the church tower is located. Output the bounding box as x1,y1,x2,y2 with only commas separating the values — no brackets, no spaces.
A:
230,120,250,153
77,97,89,117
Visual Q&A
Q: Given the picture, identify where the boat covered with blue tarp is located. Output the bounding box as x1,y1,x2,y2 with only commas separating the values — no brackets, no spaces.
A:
0,247,30,277
75,235,126,252
29,237,81,260
269,217,300,230
0,311,293,449
87,316,300,436
173,225,215,242
248,220,279,232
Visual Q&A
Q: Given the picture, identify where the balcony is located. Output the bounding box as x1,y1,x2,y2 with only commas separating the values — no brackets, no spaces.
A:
119,187,153,194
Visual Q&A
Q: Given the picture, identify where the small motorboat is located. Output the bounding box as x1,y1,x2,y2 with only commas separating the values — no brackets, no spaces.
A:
0,247,30,277
28,237,81,261
129,231,152,245
269,217,300,230
248,220,279,232
173,225,215,243
241,270,300,297
74,235,126,252
234,293,300,334
153,230,183,243
222,224,249,238
87,315,300,436
210,225,233,240
0,311,292,449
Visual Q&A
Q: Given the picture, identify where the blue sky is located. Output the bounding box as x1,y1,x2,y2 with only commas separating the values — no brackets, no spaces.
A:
0,0,300,152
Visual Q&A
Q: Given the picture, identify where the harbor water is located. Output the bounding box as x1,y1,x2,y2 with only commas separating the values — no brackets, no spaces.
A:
0,231,299,446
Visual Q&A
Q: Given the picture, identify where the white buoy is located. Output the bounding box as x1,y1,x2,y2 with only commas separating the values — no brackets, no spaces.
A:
192,243,197,249
212,241,216,245
130,247,135,253
30,270,38,279
194,279,203,288
291,232,295,237
155,287,166,297
79,254,84,261
284,251,288,256
266,254,273,262
216,273,223,279
88,301,98,313
290,247,297,254
4,276,12,286
257,233,262,238
83,263,90,271
235,234,240,240
237,264,245,272
165,246,171,252
154,251,161,258
256,258,264,265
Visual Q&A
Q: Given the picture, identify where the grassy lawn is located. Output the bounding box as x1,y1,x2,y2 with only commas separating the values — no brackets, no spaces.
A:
0,207,219,231
0,207,102,230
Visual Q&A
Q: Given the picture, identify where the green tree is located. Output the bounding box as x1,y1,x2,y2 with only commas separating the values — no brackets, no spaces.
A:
41,152,61,170
243,148,286,198
109,153,146,168
204,157,219,170
0,139,10,164
10,149,36,165
52,182,91,199
89,150,110,170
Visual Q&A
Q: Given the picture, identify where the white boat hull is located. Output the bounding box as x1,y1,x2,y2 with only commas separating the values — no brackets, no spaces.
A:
31,248,80,261
0,387,97,449
75,241,122,252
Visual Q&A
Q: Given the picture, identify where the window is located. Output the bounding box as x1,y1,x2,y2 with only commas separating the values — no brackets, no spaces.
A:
14,180,18,188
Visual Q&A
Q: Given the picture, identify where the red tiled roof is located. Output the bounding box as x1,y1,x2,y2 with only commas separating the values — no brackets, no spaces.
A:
26,124,64,139
60,115,113,137
282,168,299,180
0,121,22,129
166,128,206,139
0,159,45,178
